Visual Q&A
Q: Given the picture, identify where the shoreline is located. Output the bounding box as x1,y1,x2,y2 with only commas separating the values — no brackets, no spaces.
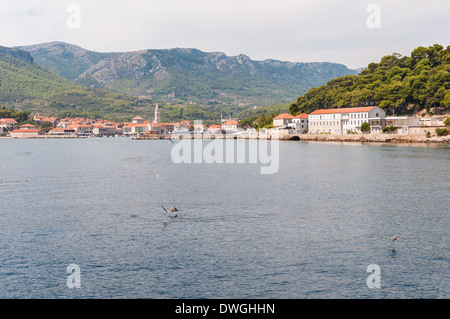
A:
290,133,450,144
1,133,449,145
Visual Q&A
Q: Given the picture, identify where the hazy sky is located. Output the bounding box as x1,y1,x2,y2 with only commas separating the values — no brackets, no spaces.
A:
0,0,449,68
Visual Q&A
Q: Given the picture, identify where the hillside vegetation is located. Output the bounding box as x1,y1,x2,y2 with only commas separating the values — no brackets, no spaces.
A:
289,44,450,116
1,46,288,123
0,45,153,120
18,42,358,106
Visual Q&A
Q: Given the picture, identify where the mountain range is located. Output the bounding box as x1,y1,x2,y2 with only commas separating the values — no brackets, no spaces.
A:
0,44,150,120
17,42,358,105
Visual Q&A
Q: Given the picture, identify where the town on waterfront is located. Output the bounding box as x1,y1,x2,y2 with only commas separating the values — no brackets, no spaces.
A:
1,103,449,143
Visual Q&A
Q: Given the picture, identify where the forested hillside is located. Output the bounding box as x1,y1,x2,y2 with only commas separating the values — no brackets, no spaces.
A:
289,44,450,116
0,45,152,120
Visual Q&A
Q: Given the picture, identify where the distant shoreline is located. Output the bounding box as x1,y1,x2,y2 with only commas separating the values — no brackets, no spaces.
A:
1,133,449,145
290,133,450,145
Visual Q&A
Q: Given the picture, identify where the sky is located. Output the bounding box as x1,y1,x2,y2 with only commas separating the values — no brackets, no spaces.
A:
0,0,449,69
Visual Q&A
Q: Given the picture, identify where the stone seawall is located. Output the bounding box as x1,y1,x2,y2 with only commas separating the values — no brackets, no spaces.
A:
294,133,450,144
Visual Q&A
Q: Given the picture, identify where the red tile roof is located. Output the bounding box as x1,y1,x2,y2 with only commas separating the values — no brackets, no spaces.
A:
273,113,294,120
49,128,74,132
294,113,309,119
223,120,239,125
11,129,42,133
128,123,149,128
0,118,18,124
309,107,376,115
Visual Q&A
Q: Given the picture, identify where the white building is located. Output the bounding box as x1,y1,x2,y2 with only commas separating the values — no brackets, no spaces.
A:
93,125,116,137
0,118,18,131
309,106,386,134
132,116,145,124
48,128,76,136
222,120,240,133
130,123,149,134
207,125,223,134
385,116,421,134
288,113,309,133
272,113,294,127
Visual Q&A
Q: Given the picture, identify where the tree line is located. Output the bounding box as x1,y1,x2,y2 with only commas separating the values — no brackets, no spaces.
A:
289,44,450,116
0,106,30,123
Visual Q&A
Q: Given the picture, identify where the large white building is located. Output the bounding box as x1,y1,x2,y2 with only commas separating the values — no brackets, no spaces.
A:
308,106,386,134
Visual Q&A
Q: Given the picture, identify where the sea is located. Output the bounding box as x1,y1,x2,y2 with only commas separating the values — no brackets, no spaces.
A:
0,137,448,299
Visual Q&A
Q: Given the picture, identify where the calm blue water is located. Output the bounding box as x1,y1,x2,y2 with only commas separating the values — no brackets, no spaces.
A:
0,138,448,299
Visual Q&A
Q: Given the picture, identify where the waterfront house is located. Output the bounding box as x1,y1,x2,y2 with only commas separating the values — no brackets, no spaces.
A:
33,115,44,126
308,106,386,134
45,117,61,127
132,116,145,124
19,124,38,130
148,123,164,134
179,121,192,129
161,123,175,133
130,123,149,134
222,120,240,133
407,125,445,136
121,123,132,135
193,123,206,133
0,118,18,131
57,121,73,129
70,124,93,136
273,113,294,127
289,113,309,133
48,128,76,136
207,125,223,134
93,125,116,137
385,116,421,134
10,129,45,138
34,116,60,127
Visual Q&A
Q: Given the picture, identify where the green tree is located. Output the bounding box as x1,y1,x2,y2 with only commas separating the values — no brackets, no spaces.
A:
444,117,450,126
360,122,371,133
40,121,54,129
435,128,449,136
290,44,450,115
256,112,274,129
382,126,397,133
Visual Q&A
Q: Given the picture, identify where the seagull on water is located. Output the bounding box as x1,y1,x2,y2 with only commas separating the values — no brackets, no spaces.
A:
161,205,178,220
390,235,398,242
